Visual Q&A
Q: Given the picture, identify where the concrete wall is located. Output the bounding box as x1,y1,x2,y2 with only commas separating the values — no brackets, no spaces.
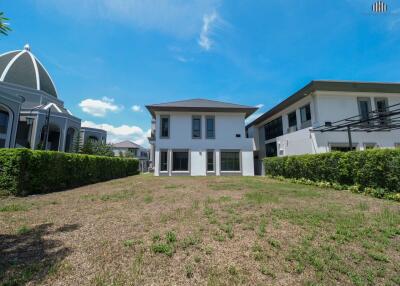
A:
153,111,254,176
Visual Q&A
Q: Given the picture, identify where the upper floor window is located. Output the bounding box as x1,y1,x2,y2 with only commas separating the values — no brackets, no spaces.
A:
160,116,169,138
375,98,389,125
287,111,297,132
300,104,311,128
206,116,215,139
357,98,372,122
264,117,283,141
192,116,201,139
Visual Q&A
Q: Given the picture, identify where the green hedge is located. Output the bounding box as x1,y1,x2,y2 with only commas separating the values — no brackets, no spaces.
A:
0,149,139,196
264,149,400,194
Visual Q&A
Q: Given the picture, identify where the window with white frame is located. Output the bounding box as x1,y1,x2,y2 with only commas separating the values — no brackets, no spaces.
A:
172,151,189,171
160,150,168,171
357,97,372,122
160,116,170,138
206,116,215,139
220,151,240,171
207,150,214,172
192,116,201,139
287,111,297,132
300,104,311,128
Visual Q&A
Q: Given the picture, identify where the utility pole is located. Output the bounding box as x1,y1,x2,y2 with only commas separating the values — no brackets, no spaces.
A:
347,126,353,150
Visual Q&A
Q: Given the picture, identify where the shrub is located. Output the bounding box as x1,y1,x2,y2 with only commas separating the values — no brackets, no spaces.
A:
264,149,400,196
0,149,139,196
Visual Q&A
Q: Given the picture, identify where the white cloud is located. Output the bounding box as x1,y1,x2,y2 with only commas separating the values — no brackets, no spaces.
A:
82,120,150,147
256,104,264,109
131,105,143,112
79,97,121,117
175,55,192,63
36,0,221,38
198,11,218,50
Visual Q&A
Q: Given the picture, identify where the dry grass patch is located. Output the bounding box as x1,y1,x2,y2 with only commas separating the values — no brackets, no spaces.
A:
0,175,399,285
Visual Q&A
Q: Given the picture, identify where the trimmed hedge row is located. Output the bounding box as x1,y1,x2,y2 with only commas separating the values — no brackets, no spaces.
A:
264,149,400,194
0,149,139,196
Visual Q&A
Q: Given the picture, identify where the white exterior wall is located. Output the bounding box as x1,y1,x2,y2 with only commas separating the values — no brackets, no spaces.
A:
253,91,400,158
153,111,254,176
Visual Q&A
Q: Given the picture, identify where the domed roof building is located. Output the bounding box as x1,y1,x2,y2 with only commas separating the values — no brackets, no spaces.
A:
0,44,58,97
0,45,106,151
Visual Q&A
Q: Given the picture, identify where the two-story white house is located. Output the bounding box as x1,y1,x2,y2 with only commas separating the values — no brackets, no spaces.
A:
111,140,149,172
146,99,257,176
246,80,400,175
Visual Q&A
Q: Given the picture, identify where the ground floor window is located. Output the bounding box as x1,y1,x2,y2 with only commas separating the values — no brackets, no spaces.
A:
221,151,240,171
172,151,189,171
160,151,168,171
265,142,277,157
330,145,356,152
0,109,10,148
207,150,214,172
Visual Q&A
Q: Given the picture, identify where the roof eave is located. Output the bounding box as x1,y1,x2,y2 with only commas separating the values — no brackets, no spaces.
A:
145,106,257,118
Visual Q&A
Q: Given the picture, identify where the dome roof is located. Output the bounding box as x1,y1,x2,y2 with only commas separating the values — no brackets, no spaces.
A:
0,44,58,97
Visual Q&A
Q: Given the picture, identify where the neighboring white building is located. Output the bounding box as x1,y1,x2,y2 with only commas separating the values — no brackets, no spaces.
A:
111,140,149,172
146,99,257,176
246,80,400,175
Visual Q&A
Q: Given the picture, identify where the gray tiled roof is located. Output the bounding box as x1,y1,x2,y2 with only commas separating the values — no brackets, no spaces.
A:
146,98,258,118
112,140,142,148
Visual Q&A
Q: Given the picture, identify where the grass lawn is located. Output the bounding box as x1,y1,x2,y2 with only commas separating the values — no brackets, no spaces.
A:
0,175,399,286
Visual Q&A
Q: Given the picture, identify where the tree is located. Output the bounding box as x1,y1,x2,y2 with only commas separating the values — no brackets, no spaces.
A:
0,12,11,36
72,132,82,153
80,140,114,157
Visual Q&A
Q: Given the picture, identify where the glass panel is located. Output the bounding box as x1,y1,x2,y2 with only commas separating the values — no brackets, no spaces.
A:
160,151,168,171
161,117,169,137
207,151,214,171
359,100,370,120
376,99,388,125
173,151,188,171
192,117,201,138
221,152,240,171
264,117,283,140
265,142,277,157
300,105,311,123
331,146,356,152
0,138,5,148
0,110,9,134
206,117,215,138
288,111,297,127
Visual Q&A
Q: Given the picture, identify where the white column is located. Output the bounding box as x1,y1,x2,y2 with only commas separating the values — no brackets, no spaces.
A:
168,149,172,176
216,150,221,176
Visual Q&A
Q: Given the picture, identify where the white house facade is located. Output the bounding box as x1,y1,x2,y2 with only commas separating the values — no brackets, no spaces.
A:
246,80,400,175
146,99,257,176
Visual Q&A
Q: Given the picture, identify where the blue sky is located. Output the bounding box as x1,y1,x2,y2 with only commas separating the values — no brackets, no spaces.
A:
2,0,400,145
